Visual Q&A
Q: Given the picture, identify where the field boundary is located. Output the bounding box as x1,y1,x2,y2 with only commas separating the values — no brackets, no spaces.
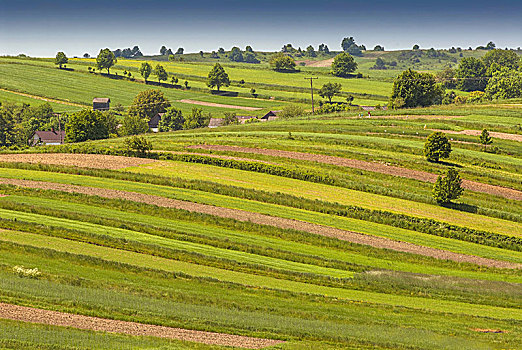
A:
0,88,86,108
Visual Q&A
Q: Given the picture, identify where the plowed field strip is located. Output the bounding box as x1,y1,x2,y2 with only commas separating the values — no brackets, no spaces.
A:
0,178,517,269
188,145,522,201
0,303,282,349
430,129,522,142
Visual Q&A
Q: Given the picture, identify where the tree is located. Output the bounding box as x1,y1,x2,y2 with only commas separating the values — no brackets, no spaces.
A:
341,37,356,51
229,47,243,62
319,82,342,102
279,105,305,119
55,52,68,69
331,53,357,77
154,64,168,83
424,132,452,162
223,112,239,125
373,45,384,51
371,57,386,70
0,104,16,147
435,67,457,88
455,57,487,91
485,67,522,99
412,44,420,50
207,63,230,91
124,135,152,155
96,48,117,75
245,46,253,53
306,45,316,57
64,109,114,142
486,41,496,50
482,49,520,70
244,52,260,63
83,53,90,58
269,53,296,71
218,47,225,55
121,114,149,135
139,62,152,82
390,69,444,108
432,168,464,204
183,108,209,129
479,129,493,151
160,46,168,55
158,107,184,131
128,89,171,121
318,44,330,54
175,47,184,55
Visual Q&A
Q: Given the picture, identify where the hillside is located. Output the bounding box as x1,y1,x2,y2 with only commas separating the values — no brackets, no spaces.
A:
0,101,520,348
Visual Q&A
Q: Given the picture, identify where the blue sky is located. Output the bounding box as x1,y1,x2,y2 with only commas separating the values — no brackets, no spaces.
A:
0,0,521,56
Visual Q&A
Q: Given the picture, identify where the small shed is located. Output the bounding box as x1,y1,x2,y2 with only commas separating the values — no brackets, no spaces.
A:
208,118,225,128
32,130,65,145
259,111,279,122
93,98,110,111
148,113,164,133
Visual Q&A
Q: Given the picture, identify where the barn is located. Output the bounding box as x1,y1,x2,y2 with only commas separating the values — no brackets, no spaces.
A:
93,98,111,111
148,113,164,132
31,130,65,145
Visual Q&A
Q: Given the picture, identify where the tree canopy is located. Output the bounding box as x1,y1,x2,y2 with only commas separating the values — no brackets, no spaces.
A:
432,168,464,205
390,69,444,108
455,57,487,91
269,53,296,71
424,132,452,162
128,89,171,121
139,62,152,82
485,67,522,100
482,49,520,70
96,48,117,75
183,108,209,129
331,53,357,77
54,52,68,69
158,107,184,132
229,47,243,62
207,63,230,91
319,82,342,103
478,129,493,151
154,64,168,83
65,109,116,143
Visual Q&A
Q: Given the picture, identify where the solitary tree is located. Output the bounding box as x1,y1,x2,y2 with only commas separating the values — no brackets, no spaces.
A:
269,53,296,71
432,168,464,205
127,89,171,121
390,69,444,108
207,63,230,91
331,53,357,77
176,47,184,55
479,129,493,151
160,46,168,56
55,52,68,69
424,132,452,162
65,109,115,142
229,47,243,62
139,62,152,82
319,82,342,103
96,48,117,75
154,64,168,83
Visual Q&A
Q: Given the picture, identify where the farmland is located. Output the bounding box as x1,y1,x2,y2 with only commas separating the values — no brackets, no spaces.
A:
0,42,522,349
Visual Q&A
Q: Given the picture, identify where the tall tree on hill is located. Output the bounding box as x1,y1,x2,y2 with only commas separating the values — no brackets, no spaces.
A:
269,53,296,71
455,57,487,91
390,70,444,108
229,47,244,62
319,82,342,103
55,52,68,69
306,45,317,57
175,47,184,55
207,63,230,91
96,48,117,75
139,62,152,83
128,89,171,121
154,64,168,83
160,46,168,55
482,49,520,70
331,53,357,77
424,132,452,162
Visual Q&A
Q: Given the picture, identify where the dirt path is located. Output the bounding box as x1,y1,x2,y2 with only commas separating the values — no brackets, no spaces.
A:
430,129,522,142
0,178,517,269
0,153,156,170
177,99,262,111
296,58,334,67
188,145,522,201
0,88,86,108
0,303,282,349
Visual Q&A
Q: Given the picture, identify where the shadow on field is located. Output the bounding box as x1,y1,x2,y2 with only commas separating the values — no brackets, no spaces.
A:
441,202,478,214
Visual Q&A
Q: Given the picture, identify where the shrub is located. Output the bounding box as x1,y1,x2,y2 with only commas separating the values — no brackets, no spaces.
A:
424,132,452,162
13,265,41,278
432,168,464,204
123,135,152,155
279,105,305,118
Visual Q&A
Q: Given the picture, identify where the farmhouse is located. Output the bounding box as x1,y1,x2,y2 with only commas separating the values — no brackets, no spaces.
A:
31,130,65,145
148,113,164,132
93,98,110,111
208,118,225,128
259,111,279,121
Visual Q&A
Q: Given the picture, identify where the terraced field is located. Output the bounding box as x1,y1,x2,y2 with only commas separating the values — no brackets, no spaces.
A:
0,104,520,349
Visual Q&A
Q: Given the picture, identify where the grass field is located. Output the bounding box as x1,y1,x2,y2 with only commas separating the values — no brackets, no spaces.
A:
0,51,521,349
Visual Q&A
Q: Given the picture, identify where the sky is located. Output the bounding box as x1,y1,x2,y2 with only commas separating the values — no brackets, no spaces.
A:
0,0,521,57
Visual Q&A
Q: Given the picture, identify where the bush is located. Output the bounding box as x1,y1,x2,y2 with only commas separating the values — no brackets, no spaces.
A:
432,168,464,204
424,132,452,162
13,265,41,278
279,105,305,118
123,135,152,155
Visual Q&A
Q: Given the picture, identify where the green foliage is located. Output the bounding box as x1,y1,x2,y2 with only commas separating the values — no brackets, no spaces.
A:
479,129,493,151
95,48,117,75
229,47,244,62
124,135,152,155
467,91,485,103
138,62,152,82
54,52,68,69
158,107,184,132
183,108,209,129
0,104,16,147
269,53,296,71
121,114,149,136
316,103,350,114
279,104,305,118
331,53,357,77
153,64,168,83
432,168,464,204
341,37,364,56
64,109,115,143
482,49,520,70
207,63,230,91
485,67,522,99
319,82,342,102
423,131,452,162
455,57,487,91
244,51,260,64
373,45,384,51
127,89,170,120
435,68,456,88
306,45,316,57
223,112,239,126
390,69,444,108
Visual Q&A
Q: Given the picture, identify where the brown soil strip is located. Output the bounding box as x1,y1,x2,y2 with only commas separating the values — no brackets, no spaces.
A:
188,145,522,201
0,303,282,349
0,178,517,269
295,58,334,67
177,99,262,111
472,328,508,334
0,153,156,170
430,129,522,142
0,88,86,108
